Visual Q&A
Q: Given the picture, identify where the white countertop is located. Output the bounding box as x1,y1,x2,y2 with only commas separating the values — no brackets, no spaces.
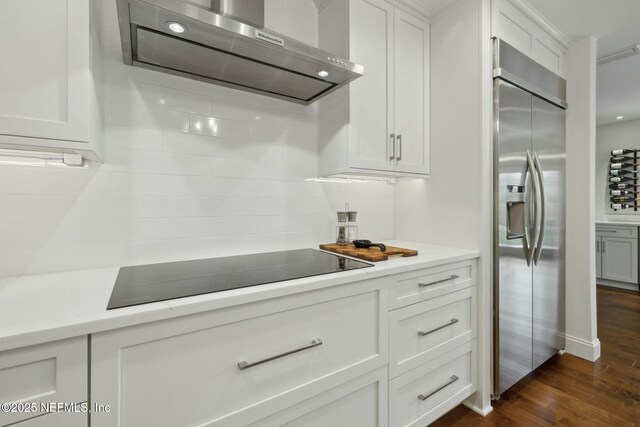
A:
596,221,640,227
0,241,478,353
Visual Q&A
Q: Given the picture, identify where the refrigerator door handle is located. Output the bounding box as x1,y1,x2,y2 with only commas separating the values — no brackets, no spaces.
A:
525,151,539,267
533,152,546,264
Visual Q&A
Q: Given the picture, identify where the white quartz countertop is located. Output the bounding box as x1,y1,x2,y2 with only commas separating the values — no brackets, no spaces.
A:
596,221,640,227
0,241,478,353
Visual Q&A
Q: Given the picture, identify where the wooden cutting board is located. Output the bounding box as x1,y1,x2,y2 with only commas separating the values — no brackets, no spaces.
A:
319,243,418,262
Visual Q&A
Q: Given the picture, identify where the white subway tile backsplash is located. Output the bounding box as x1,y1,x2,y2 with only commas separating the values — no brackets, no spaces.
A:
109,79,212,116
162,132,284,162
189,115,253,140
73,195,164,219
105,147,212,176
6,166,111,195
105,125,163,151
108,100,190,133
0,0,394,277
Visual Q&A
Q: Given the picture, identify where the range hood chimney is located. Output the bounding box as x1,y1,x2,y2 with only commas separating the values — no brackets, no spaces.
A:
211,0,264,28
116,0,363,105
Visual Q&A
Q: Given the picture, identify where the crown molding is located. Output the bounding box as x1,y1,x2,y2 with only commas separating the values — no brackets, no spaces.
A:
313,0,431,22
312,0,332,12
508,0,571,49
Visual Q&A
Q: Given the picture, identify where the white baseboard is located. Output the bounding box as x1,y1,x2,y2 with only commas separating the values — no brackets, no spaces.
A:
565,334,601,361
462,401,493,416
597,279,638,292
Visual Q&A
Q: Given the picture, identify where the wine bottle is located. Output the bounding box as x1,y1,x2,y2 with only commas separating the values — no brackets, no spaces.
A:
609,176,636,183
610,162,640,169
611,149,637,156
610,190,640,196
611,155,634,162
609,169,640,176
611,203,638,210
610,196,640,203
609,183,640,189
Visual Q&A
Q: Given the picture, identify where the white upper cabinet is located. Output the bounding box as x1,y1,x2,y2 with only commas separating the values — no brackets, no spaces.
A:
318,0,430,178
492,0,566,77
0,0,102,161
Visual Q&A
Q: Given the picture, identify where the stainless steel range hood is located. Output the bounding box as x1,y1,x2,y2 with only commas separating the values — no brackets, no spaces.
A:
116,0,364,105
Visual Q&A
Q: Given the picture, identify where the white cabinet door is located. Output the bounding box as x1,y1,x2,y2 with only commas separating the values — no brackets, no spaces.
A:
348,0,395,172
601,236,638,284
0,0,90,142
595,236,602,279
393,8,429,175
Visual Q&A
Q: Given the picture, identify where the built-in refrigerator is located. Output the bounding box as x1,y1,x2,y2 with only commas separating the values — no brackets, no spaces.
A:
492,39,567,397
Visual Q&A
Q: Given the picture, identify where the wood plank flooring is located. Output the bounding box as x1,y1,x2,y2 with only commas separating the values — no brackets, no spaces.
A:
431,287,640,426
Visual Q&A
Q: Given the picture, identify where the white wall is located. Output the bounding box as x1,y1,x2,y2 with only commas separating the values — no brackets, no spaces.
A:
596,119,640,221
564,36,600,361
0,0,394,278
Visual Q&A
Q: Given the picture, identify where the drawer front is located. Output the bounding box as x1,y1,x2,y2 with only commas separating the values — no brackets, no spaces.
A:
92,280,387,427
389,341,476,427
245,367,388,427
0,336,87,426
596,225,638,238
389,260,476,310
13,410,87,427
389,287,476,379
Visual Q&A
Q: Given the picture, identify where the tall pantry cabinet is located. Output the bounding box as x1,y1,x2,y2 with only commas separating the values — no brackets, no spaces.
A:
318,0,430,178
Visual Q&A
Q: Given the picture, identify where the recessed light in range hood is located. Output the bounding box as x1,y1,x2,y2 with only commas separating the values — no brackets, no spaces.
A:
116,0,364,105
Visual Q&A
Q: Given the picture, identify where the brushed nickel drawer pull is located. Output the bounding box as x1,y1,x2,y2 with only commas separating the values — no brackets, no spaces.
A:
418,375,459,401
418,318,459,337
419,275,459,287
237,339,323,370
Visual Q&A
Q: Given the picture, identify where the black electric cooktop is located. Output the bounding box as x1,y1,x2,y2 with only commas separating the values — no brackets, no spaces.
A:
107,249,373,309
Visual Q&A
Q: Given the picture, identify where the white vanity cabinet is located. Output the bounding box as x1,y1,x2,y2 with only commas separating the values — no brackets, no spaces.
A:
0,337,88,427
318,0,429,178
596,224,639,290
91,279,389,427
0,0,102,161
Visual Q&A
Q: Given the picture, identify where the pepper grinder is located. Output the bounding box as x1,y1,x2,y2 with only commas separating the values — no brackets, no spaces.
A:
336,203,358,245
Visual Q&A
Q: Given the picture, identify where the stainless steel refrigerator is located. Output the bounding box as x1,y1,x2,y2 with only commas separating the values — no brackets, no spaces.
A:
492,39,566,397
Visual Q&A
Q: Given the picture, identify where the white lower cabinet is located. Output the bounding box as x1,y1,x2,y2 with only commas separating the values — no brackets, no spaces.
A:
90,258,479,427
595,225,639,287
248,367,388,427
0,337,87,427
91,279,388,427
389,341,477,427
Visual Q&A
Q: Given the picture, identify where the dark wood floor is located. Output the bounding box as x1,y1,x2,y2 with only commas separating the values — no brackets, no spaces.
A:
431,286,640,426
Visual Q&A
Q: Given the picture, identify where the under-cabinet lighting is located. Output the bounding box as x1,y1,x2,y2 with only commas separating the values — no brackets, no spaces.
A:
0,149,85,167
306,177,395,184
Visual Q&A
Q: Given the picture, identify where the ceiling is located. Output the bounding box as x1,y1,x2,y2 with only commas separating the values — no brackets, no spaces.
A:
523,0,640,125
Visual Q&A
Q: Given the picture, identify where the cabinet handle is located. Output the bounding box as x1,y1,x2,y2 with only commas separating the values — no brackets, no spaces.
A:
389,134,396,160
418,318,459,337
237,339,323,370
596,241,599,253
602,241,605,253
419,274,459,287
397,134,402,161
418,375,459,401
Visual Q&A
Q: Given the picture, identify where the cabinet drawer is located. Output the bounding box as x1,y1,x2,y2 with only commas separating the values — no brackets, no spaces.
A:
12,410,87,427
91,280,387,427
388,260,476,310
596,225,638,238
0,337,87,426
246,367,388,427
389,288,476,378
389,341,476,427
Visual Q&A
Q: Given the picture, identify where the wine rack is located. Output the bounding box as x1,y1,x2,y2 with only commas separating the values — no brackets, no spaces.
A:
609,149,640,211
